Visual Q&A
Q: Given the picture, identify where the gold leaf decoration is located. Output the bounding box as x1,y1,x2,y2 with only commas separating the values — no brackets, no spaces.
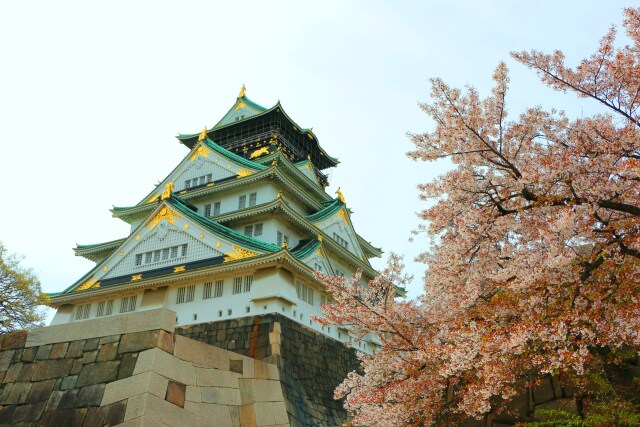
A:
173,265,186,273
75,277,100,292
224,245,259,263
249,147,269,159
148,206,182,231
236,169,253,178
189,145,211,162
337,208,349,225
131,274,142,281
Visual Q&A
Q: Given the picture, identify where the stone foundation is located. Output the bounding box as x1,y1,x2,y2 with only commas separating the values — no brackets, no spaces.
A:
0,309,288,426
176,314,360,427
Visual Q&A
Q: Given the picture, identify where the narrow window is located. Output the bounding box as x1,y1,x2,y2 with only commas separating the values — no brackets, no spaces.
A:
213,201,221,215
96,301,105,317
186,285,195,302
145,253,152,264
206,174,212,182
185,180,191,189
162,248,170,260
238,195,246,209
120,296,137,313
249,192,257,207
105,299,114,315
244,225,253,237
233,277,242,294
203,282,212,299
218,310,223,317
246,306,251,313
214,280,224,297
170,246,178,259
153,250,161,262
181,244,188,257
277,231,283,246
135,254,143,266
75,304,91,320
204,204,211,217
244,275,253,293
227,309,232,315
254,223,263,236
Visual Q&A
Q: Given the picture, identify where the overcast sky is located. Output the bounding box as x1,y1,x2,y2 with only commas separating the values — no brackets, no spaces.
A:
0,1,631,321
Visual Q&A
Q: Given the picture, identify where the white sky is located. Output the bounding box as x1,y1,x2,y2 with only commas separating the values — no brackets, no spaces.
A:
0,1,631,322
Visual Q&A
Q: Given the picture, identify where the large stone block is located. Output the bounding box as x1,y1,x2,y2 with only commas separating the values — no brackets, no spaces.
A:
82,400,127,427
255,402,276,426
11,400,46,422
76,361,120,387
118,352,138,380
50,342,69,359
39,408,88,426
118,330,170,354
66,340,85,358
75,384,106,408
134,348,195,386
253,379,283,403
1,330,27,350
174,335,230,370
101,371,168,406
184,401,234,427
25,309,176,347
2,362,22,383
0,351,13,372
35,344,53,360
25,379,56,403
239,403,257,427
0,382,32,404
97,342,119,362
124,392,195,426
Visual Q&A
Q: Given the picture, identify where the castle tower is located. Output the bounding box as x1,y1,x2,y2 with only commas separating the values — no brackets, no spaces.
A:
47,87,382,352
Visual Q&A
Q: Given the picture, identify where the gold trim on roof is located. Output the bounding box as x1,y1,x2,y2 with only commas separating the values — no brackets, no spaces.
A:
173,265,186,273
190,145,211,162
198,127,207,141
224,245,259,263
238,84,246,98
236,169,253,178
338,208,349,225
75,276,100,292
148,206,182,231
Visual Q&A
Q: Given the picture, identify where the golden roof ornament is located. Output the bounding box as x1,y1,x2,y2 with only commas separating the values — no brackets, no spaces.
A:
238,84,246,98
276,191,283,199
161,181,175,200
317,234,323,242
198,127,207,141
336,187,345,203
281,241,288,249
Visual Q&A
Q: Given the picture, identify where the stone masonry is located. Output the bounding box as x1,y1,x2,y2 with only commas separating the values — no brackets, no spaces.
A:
176,314,360,426
0,309,288,426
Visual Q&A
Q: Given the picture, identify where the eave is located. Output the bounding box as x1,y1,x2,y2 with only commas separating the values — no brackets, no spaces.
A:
74,238,126,262
47,249,321,306
214,198,379,274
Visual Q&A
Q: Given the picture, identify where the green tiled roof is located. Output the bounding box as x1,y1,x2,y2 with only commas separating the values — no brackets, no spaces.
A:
291,239,322,259
305,198,344,222
201,138,267,171
169,195,280,253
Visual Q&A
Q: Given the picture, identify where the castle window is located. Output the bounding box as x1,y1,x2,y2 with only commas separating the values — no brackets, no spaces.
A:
213,202,221,216
177,285,195,304
75,304,91,320
295,280,314,305
244,223,263,238
249,192,257,207
203,280,223,299
204,204,211,217
238,195,246,209
96,300,114,317
233,275,253,294
314,263,323,272
333,232,349,249
277,231,289,247
120,296,137,313
185,180,191,189
233,277,242,294
136,244,188,268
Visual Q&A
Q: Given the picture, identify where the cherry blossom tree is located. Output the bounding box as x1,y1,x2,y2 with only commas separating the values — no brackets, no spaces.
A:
318,7,640,426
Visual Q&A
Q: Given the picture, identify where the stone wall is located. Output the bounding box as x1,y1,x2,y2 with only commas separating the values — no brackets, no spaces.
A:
0,309,289,426
176,314,360,427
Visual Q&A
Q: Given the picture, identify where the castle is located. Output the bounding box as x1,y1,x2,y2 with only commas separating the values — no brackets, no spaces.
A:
0,87,381,426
